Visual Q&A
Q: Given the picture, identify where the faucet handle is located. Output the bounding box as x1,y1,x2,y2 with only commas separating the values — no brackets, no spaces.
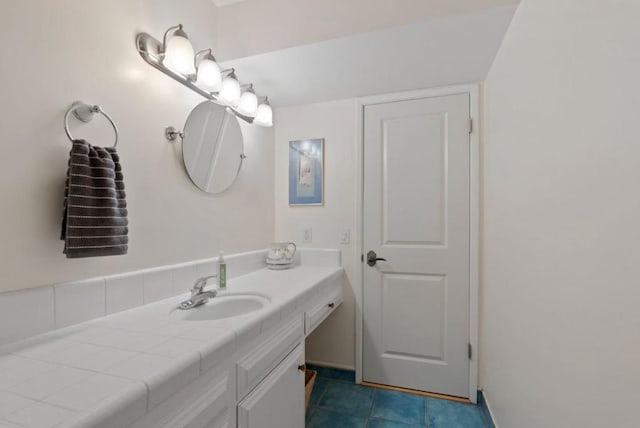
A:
192,275,217,293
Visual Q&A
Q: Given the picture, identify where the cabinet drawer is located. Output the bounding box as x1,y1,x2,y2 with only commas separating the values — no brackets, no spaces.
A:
131,369,233,428
185,374,231,428
305,291,343,336
237,317,303,400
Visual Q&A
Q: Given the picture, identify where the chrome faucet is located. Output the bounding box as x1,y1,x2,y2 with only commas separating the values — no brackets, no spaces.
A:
177,275,218,310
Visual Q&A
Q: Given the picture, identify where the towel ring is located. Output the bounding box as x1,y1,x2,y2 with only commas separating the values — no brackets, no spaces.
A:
64,101,119,148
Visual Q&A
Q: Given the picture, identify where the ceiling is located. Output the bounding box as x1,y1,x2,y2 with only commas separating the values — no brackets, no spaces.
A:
213,0,519,60
211,0,246,6
219,5,518,107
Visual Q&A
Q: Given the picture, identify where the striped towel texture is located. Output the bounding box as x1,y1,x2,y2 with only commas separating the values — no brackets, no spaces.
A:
61,139,128,258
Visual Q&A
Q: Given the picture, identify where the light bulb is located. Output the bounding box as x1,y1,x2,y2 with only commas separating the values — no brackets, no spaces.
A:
254,100,273,127
218,73,241,106
163,27,195,75
236,88,258,117
196,56,221,92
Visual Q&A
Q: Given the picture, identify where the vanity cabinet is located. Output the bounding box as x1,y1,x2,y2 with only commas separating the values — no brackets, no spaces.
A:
184,372,234,428
130,364,236,428
236,317,303,400
235,317,305,428
233,290,341,428
237,344,305,428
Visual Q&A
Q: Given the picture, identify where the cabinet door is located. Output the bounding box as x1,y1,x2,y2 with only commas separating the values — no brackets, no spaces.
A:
237,317,303,400
237,344,305,428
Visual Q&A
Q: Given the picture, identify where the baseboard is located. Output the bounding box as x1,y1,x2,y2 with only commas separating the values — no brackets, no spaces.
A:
361,381,470,404
478,389,498,428
305,359,355,371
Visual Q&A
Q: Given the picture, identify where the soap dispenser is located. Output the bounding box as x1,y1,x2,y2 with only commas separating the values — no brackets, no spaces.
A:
218,251,227,290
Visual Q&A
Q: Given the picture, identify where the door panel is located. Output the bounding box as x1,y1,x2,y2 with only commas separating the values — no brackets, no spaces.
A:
363,93,470,398
381,274,446,361
383,113,446,246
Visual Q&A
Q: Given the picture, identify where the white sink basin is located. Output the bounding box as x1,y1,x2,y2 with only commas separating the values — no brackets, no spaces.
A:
171,293,270,321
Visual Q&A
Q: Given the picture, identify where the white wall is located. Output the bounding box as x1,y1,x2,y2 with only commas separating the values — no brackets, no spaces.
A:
0,0,274,293
274,99,358,369
481,0,640,426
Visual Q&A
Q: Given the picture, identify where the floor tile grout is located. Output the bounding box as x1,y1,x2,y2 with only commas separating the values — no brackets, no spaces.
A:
314,381,329,408
425,395,429,428
364,387,377,426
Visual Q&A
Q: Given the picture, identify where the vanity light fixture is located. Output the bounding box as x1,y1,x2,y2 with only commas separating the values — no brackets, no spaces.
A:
253,97,273,127
136,24,273,127
236,85,259,117
195,49,222,92
161,25,196,75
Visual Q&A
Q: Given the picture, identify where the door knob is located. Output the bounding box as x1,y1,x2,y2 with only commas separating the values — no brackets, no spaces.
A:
367,250,387,267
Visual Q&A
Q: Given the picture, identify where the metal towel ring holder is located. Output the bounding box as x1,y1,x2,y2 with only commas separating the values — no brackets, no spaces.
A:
64,101,119,148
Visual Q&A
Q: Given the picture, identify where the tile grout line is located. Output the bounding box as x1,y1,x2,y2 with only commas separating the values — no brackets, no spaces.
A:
425,395,429,428
102,277,107,316
313,380,329,409
309,375,374,424
52,284,58,330
365,387,377,426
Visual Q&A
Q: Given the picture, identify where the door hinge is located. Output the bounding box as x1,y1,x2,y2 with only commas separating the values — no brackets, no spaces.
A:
361,254,364,262
468,118,473,134
468,343,473,360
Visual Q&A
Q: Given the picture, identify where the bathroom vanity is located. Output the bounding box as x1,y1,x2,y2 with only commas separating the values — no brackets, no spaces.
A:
0,251,344,428
133,268,343,428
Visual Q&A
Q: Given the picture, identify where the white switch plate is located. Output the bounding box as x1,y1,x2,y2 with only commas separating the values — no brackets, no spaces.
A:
303,228,313,243
340,229,350,245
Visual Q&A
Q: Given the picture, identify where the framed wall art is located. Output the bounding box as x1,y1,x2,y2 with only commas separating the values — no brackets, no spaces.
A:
289,138,324,206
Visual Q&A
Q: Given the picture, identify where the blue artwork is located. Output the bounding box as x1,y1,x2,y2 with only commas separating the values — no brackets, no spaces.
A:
289,138,324,205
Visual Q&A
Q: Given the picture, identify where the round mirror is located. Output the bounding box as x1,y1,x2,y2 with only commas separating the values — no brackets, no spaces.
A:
181,101,245,194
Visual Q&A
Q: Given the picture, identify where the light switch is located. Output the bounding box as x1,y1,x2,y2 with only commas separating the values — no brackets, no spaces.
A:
340,229,350,245
303,228,313,243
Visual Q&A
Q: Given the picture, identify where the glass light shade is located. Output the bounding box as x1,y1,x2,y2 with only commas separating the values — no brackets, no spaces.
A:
236,90,259,117
254,102,273,127
164,34,195,75
218,75,241,106
196,58,222,92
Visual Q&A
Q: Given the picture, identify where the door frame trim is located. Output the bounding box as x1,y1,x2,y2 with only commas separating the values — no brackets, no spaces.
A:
354,84,480,403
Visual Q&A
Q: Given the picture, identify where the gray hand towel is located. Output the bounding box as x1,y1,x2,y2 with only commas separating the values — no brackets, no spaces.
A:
61,139,128,258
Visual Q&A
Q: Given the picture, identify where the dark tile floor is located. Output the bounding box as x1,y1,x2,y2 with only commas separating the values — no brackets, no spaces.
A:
306,365,489,428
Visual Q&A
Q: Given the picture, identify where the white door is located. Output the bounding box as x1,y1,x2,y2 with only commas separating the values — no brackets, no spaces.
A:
363,93,471,398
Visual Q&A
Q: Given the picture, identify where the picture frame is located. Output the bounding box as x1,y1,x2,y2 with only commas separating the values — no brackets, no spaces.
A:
289,138,324,206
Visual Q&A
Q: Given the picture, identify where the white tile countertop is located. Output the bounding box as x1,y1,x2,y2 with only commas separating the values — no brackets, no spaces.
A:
0,264,344,428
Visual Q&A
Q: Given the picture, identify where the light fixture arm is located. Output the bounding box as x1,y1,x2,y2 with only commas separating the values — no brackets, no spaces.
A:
160,24,182,54
194,48,216,66
225,69,238,80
